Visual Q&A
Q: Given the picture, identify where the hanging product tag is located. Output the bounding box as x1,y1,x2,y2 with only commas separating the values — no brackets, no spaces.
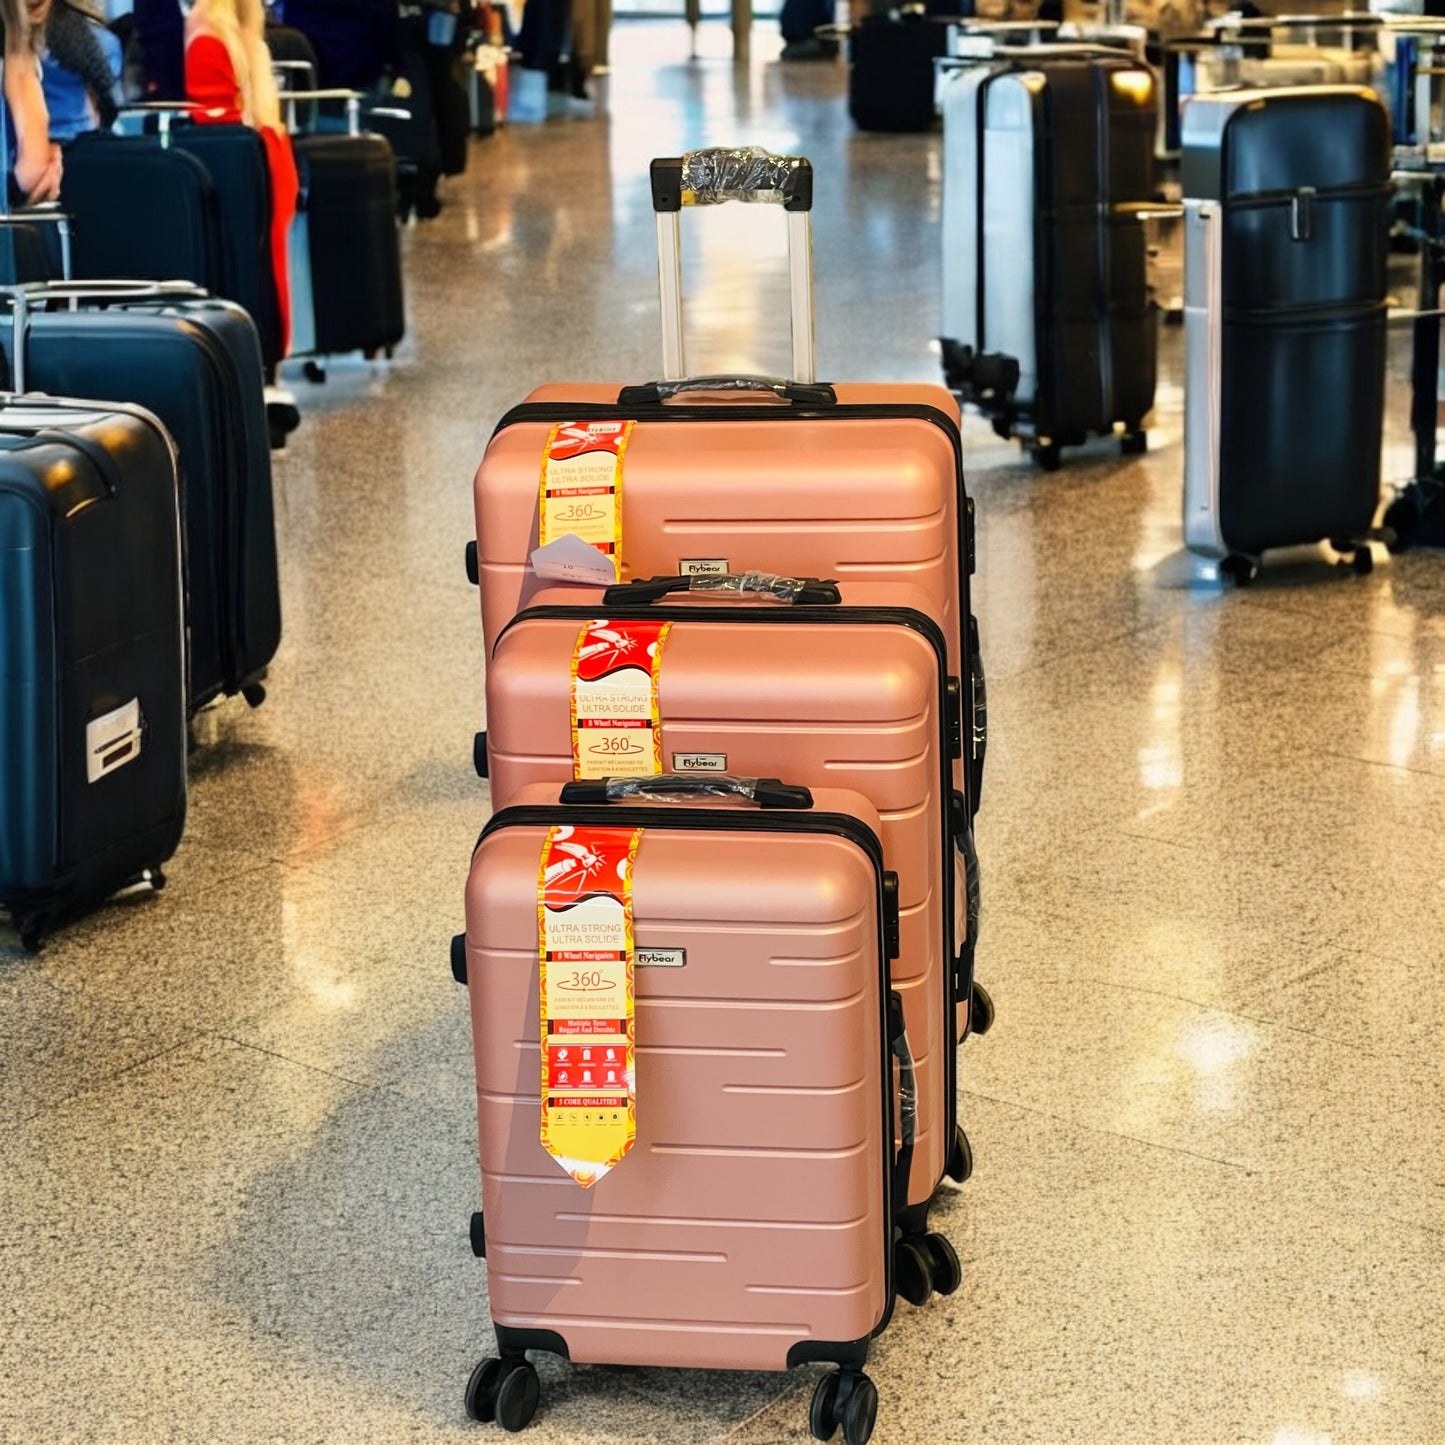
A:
570,619,671,780
537,825,643,1188
537,420,634,579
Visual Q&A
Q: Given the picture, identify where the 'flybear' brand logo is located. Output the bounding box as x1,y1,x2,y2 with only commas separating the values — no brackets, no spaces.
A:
672,752,727,771
636,948,686,968
678,558,729,575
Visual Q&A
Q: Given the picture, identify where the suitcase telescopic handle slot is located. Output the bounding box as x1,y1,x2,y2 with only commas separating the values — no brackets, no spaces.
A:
617,376,837,406
559,774,815,809
601,572,842,606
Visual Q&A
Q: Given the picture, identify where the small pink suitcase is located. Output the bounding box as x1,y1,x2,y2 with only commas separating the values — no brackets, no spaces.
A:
467,149,984,815
481,582,983,1284
455,777,915,1444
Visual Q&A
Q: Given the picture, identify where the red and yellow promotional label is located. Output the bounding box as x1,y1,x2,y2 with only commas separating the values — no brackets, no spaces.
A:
537,826,642,1188
538,420,634,577
570,619,670,781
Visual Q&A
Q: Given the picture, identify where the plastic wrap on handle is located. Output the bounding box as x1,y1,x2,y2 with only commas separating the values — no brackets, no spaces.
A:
651,148,815,212
601,572,842,607
559,774,814,809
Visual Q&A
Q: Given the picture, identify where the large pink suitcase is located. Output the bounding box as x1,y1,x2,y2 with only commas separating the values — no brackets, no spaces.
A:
467,150,984,816
455,777,914,1444
481,584,982,1276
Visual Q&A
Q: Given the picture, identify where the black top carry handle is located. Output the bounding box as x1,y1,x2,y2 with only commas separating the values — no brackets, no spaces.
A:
601,573,842,606
618,376,837,406
651,149,814,213
559,774,815,809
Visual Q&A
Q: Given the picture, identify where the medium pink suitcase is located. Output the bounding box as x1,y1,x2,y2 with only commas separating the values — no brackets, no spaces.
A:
454,777,915,1444
467,150,984,816
481,583,983,1283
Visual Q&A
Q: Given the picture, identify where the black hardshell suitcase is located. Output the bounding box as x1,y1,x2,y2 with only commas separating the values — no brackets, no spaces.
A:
61,132,224,292
849,13,950,133
292,133,405,358
1181,88,1391,574
940,48,1159,467
2,284,282,713
171,124,284,371
0,397,187,951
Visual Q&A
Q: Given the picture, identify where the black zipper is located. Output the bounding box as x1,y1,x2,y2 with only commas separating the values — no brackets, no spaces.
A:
481,801,898,1320
497,600,965,1159
491,399,975,603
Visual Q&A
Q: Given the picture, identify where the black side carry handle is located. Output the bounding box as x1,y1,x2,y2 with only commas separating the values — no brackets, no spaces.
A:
617,376,837,406
601,573,842,606
559,774,814,809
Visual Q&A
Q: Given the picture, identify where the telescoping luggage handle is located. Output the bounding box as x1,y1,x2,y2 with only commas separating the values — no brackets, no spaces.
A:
601,571,842,606
559,774,815,809
649,147,817,386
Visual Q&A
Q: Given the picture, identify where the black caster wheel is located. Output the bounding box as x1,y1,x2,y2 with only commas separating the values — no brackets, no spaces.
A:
1219,554,1257,587
1031,442,1062,472
946,1124,974,1184
1119,428,1148,456
840,1373,879,1445
809,1372,841,1442
495,1362,540,1432
147,867,166,892
894,1236,933,1307
241,682,267,708
363,347,378,361
15,916,43,954
1384,492,1420,554
464,1357,504,1423
970,980,995,1037
1353,546,1374,576
469,1210,486,1258
923,1232,963,1296
303,360,327,385
384,345,395,360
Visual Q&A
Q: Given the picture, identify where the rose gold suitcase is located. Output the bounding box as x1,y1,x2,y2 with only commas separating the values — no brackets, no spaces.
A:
481,579,986,1281
466,150,985,816
453,777,915,1444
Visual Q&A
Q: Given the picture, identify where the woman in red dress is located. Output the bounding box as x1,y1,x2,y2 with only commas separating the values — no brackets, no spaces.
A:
184,0,299,353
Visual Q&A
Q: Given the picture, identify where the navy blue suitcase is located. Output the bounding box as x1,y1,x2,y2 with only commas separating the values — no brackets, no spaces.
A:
0,396,187,952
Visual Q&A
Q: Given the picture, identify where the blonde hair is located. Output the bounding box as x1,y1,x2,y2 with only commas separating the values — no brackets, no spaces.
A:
187,0,280,128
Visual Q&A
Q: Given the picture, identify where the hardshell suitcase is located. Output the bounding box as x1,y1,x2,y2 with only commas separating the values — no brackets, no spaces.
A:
482,582,982,1259
1,283,281,712
456,776,914,1438
0,396,186,951
290,132,405,359
1181,88,1391,576
848,12,950,133
62,132,224,293
471,150,985,814
939,48,1159,467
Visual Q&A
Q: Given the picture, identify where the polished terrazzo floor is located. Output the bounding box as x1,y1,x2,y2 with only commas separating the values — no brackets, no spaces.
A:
5,22,1445,1445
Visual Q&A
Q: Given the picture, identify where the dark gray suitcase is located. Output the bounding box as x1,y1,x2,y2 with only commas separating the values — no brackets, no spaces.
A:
2,283,282,713
1181,87,1392,578
0,396,187,951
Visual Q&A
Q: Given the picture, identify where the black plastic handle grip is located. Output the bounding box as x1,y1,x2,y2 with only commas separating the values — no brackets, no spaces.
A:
650,151,814,213
616,377,837,407
600,574,842,606
559,775,815,809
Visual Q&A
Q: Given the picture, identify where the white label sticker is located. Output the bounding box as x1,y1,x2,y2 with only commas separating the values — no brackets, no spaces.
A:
531,533,620,586
86,698,142,783
678,559,729,576
636,947,686,968
671,752,727,772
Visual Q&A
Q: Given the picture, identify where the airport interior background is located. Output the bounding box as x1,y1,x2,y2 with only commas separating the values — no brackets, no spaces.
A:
4,11,1445,1445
